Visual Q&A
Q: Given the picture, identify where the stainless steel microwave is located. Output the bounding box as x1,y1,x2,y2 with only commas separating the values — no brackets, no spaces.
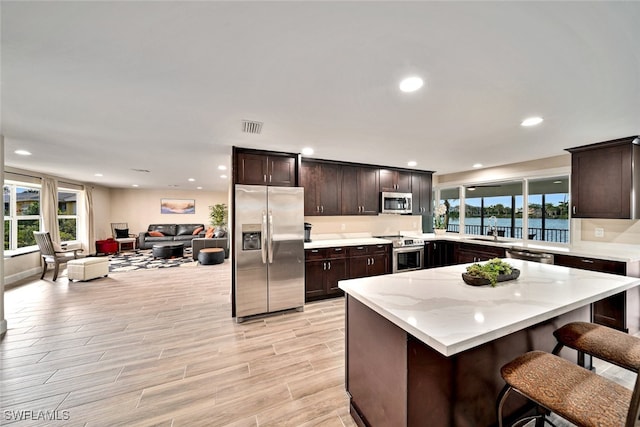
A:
380,192,412,214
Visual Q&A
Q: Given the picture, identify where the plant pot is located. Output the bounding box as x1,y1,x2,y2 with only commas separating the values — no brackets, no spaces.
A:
434,228,447,235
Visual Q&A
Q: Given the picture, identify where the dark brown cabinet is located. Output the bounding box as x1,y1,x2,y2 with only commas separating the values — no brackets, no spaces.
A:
425,240,456,268
553,254,630,331
305,247,348,301
380,169,412,193
411,172,433,215
235,151,297,186
566,136,640,219
455,242,506,264
300,161,342,216
348,244,391,279
341,165,379,215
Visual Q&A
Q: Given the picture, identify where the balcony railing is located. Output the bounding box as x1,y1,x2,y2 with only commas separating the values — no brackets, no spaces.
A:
445,224,568,243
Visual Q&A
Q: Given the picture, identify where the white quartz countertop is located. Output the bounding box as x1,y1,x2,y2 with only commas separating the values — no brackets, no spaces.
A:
304,237,392,249
338,259,640,357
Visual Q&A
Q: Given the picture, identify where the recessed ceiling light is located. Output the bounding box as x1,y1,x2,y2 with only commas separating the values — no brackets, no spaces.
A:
218,165,227,171
399,76,424,93
188,178,195,182
14,149,32,156
301,147,314,156
196,186,203,190
132,184,139,187
94,173,103,177
220,175,228,179
407,161,417,167
472,163,483,168
521,117,543,127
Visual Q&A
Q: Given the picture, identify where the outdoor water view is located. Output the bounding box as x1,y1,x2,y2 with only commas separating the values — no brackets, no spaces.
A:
439,177,570,243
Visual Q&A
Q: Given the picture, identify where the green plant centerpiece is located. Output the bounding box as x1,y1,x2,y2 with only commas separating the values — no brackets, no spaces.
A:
463,258,519,287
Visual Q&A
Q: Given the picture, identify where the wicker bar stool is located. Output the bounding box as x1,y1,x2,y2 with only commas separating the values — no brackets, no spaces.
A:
497,350,640,427
552,321,640,373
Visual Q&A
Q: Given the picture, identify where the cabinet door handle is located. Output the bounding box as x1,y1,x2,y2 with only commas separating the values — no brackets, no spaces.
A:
367,258,370,266
263,174,267,183
573,206,576,215
323,262,326,270
269,175,272,183
311,249,319,253
321,206,324,213
371,257,375,265
581,259,595,264
328,261,331,270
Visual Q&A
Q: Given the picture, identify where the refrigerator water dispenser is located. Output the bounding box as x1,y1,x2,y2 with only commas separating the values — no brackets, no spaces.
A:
241,224,261,251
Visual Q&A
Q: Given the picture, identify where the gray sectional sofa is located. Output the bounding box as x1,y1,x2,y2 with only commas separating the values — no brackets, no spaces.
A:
137,223,206,249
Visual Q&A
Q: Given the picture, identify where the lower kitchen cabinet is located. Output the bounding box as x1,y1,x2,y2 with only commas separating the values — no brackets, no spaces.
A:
425,240,456,268
553,254,634,332
348,244,391,279
455,242,506,264
305,244,392,301
305,247,348,302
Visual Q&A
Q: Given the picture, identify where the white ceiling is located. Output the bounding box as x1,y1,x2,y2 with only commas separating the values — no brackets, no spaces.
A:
2,1,639,192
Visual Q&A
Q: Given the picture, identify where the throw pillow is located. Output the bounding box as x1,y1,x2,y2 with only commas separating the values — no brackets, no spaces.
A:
115,228,129,238
205,227,214,238
192,226,204,235
148,230,164,237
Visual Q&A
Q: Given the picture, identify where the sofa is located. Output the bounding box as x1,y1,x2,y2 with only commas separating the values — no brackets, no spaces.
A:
137,224,206,249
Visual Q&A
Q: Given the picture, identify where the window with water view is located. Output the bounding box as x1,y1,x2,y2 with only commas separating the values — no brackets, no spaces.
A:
438,177,569,243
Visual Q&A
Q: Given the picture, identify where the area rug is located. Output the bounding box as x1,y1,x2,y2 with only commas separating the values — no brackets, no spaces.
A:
108,248,198,272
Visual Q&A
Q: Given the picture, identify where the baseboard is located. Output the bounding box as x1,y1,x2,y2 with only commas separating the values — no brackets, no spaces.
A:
5,267,42,287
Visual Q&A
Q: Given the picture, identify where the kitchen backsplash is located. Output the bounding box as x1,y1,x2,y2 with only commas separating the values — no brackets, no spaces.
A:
578,219,640,245
304,215,421,237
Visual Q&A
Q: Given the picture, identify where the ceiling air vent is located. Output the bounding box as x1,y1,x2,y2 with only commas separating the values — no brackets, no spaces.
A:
242,120,263,134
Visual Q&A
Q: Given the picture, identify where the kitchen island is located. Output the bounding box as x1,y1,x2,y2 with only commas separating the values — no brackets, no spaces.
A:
338,259,640,427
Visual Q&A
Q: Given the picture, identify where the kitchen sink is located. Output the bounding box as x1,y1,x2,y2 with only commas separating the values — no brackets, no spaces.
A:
466,237,511,243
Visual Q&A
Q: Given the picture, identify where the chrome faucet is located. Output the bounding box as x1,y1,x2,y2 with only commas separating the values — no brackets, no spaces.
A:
489,216,498,241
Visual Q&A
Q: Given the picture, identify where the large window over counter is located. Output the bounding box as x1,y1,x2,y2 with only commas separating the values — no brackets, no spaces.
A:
528,177,569,243
465,182,523,238
435,176,570,243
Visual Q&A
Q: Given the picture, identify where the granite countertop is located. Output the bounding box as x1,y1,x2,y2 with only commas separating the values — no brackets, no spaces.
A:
338,259,640,357
304,236,393,249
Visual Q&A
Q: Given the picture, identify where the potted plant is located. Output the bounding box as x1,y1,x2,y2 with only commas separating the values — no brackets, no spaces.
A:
434,202,448,234
208,203,228,236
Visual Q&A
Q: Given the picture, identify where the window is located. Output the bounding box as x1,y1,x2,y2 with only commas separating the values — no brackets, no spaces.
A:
464,182,523,238
528,177,569,243
4,184,41,250
58,190,79,241
439,187,460,232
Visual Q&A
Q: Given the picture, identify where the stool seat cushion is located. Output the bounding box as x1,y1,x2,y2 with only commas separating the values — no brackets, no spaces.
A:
501,351,631,427
67,257,109,281
554,322,640,372
198,248,225,265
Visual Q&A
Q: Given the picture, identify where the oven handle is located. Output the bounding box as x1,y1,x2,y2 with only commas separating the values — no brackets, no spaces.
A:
393,246,425,254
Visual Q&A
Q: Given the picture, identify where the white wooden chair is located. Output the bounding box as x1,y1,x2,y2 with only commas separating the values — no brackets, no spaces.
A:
110,222,137,252
33,231,82,280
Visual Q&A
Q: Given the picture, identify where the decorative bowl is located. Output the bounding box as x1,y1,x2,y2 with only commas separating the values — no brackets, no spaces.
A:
462,268,520,286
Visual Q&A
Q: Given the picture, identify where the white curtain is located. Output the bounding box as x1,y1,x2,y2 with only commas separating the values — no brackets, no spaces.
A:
41,177,60,242
79,185,95,254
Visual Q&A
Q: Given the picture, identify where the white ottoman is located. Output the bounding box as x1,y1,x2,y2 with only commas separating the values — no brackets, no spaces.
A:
67,257,109,282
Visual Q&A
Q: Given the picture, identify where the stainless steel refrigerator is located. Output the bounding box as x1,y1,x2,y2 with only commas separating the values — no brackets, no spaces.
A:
234,184,305,322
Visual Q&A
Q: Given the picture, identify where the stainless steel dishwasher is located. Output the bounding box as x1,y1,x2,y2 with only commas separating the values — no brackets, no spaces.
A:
506,248,555,264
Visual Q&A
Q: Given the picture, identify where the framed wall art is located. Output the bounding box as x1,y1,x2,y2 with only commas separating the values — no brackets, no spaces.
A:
161,198,195,214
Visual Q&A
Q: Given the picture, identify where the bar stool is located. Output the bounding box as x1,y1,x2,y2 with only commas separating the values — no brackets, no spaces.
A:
497,350,640,427
552,321,640,373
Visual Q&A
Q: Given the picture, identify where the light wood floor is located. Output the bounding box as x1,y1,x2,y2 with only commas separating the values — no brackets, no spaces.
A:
1,262,357,427
2,262,636,427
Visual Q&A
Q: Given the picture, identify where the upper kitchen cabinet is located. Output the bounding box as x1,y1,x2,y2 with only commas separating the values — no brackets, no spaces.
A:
411,172,433,215
379,169,412,193
300,161,342,216
234,148,298,187
566,136,640,219
341,165,379,215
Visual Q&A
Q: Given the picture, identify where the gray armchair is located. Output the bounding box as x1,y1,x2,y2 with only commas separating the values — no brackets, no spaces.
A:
34,231,83,281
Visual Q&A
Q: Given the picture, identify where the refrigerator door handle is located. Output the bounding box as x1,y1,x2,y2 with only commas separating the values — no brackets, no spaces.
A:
261,210,267,264
268,210,274,264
